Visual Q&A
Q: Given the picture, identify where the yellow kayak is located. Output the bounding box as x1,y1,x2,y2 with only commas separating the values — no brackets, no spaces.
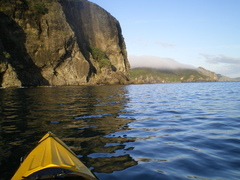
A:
11,132,98,180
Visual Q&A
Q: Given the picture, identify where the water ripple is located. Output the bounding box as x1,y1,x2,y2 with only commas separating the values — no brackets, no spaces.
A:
1,83,240,180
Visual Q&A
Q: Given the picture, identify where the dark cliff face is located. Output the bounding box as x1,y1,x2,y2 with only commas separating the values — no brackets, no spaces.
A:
0,0,130,87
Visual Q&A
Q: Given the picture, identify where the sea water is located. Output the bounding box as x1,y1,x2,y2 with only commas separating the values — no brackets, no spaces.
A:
1,82,240,180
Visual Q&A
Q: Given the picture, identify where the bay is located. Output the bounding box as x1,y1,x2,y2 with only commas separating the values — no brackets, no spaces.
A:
1,82,240,180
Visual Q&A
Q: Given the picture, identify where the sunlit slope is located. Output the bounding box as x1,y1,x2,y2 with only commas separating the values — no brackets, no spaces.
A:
130,68,217,83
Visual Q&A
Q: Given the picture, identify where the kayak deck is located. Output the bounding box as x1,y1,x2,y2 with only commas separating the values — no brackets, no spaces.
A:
11,132,97,180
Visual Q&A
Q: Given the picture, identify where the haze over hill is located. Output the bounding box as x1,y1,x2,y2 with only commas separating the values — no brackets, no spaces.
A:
129,55,195,70
129,55,239,84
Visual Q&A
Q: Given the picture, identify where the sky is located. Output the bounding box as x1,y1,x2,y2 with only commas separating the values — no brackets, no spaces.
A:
89,0,240,78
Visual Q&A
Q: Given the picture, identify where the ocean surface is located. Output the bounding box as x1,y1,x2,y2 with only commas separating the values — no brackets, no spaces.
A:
1,82,240,180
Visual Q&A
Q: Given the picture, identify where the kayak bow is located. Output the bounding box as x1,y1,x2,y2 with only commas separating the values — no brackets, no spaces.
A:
11,132,97,180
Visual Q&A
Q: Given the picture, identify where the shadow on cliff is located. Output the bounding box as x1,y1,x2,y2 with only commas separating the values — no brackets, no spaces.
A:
0,12,49,86
59,0,97,82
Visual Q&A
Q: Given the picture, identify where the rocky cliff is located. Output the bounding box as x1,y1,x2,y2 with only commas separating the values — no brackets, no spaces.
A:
197,67,218,81
0,0,130,87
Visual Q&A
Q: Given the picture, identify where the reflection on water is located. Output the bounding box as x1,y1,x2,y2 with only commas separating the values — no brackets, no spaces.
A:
0,86,137,180
1,83,240,180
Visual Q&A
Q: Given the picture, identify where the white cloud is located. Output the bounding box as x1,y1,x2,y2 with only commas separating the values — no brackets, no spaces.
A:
131,38,143,43
129,55,195,70
127,38,148,45
200,53,240,64
155,41,175,47
200,53,240,78
218,65,240,78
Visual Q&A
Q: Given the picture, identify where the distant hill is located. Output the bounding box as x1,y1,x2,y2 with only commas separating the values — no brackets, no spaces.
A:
217,74,240,82
130,67,238,84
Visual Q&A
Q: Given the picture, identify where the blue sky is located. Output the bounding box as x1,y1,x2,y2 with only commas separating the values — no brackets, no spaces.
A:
89,0,240,78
